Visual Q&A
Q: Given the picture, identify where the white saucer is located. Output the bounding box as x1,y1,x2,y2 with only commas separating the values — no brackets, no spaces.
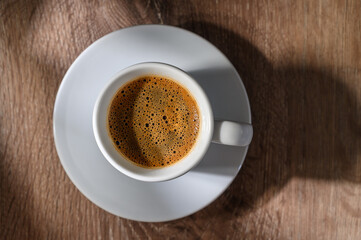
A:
53,25,251,222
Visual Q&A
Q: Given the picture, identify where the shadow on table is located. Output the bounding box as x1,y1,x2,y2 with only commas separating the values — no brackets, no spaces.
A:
177,21,361,220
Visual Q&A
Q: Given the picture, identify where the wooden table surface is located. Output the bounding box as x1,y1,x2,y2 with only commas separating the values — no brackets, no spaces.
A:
1,0,361,239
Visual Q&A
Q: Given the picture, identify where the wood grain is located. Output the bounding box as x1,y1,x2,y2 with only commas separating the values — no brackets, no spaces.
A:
1,0,361,239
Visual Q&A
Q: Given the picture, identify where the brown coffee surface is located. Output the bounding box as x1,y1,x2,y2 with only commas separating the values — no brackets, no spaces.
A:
107,75,200,168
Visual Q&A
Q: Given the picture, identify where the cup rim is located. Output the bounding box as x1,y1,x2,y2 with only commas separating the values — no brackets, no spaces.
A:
93,62,213,182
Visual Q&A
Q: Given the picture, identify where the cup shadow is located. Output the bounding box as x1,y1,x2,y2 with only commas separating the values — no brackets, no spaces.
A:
187,63,253,177
178,21,361,218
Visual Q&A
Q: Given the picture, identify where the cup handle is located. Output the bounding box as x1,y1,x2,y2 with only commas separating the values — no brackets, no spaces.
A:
212,120,253,147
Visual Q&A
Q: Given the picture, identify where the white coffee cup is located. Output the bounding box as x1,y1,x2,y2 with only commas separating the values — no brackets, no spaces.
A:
93,62,253,182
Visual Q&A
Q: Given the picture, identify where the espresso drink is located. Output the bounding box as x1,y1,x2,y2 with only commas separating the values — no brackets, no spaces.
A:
107,75,200,168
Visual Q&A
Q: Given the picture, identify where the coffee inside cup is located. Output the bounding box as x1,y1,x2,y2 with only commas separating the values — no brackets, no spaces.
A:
107,75,200,168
